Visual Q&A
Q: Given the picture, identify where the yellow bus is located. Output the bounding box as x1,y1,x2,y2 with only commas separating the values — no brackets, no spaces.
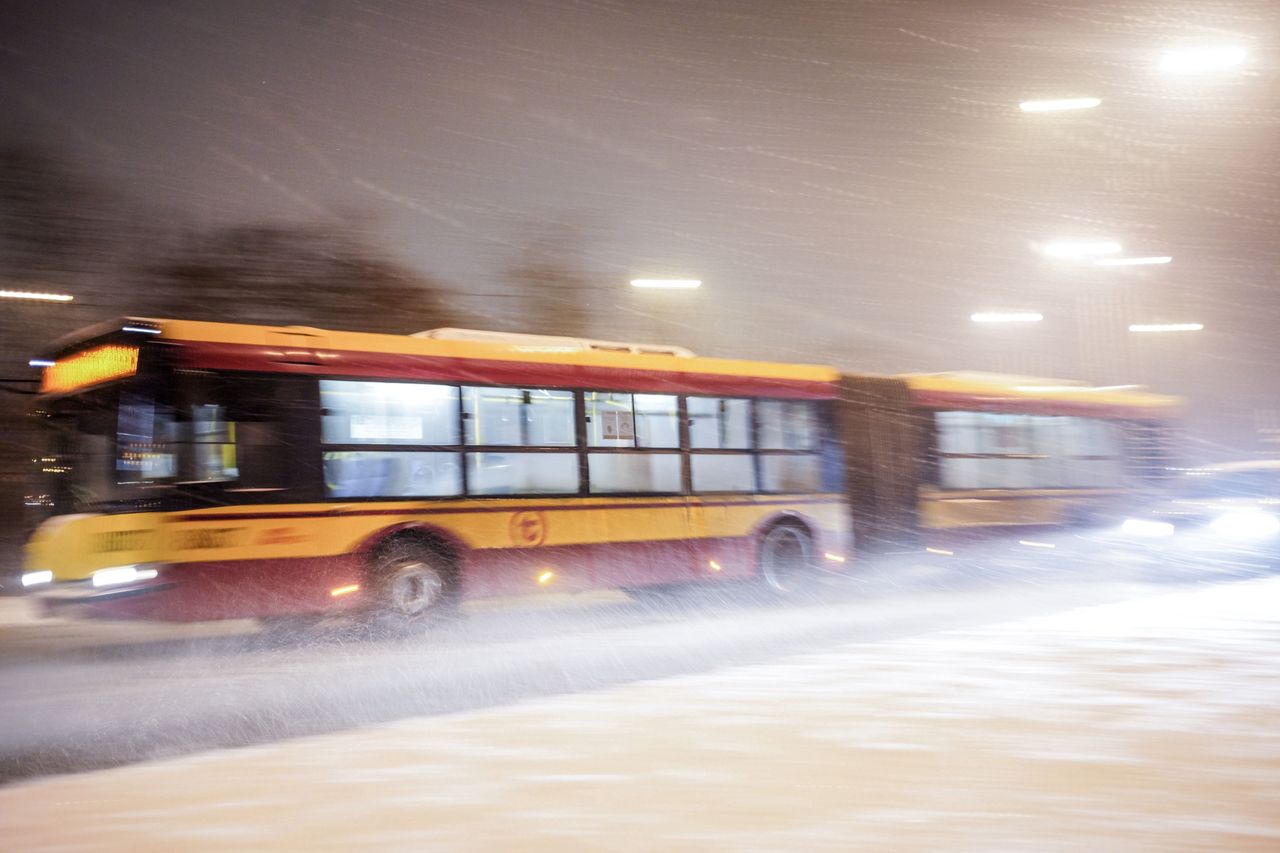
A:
21,319,1179,624
23,319,850,624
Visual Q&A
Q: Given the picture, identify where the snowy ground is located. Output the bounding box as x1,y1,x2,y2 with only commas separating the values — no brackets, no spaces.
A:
3,577,1278,851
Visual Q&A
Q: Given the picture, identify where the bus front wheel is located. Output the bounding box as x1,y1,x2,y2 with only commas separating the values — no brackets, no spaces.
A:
368,541,456,632
758,523,815,595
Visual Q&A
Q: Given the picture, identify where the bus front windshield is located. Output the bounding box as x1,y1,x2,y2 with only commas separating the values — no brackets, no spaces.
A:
37,372,307,516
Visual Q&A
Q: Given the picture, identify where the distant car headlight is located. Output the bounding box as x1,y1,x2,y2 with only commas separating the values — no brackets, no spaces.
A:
1121,518,1175,538
91,565,160,588
1209,510,1280,540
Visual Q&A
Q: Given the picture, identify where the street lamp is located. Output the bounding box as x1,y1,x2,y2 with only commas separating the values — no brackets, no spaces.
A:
971,312,1044,324
1041,240,1122,260
1159,46,1247,75
1129,323,1204,333
1095,256,1172,267
1018,97,1102,113
0,289,74,303
629,279,702,289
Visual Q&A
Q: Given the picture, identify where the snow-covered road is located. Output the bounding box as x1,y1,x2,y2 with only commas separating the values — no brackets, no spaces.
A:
4,576,1278,851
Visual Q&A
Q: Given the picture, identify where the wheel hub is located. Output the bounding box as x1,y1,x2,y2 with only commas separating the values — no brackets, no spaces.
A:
386,560,445,616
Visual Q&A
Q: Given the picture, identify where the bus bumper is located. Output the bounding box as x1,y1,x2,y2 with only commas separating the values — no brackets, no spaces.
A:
34,577,176,621
29,557,367,622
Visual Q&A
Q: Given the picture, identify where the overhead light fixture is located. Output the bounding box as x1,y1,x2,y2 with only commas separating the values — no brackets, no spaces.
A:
1129,323,1203,333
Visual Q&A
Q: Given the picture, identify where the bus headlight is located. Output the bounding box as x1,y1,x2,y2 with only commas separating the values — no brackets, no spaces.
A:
1120,519,1175,538
91,565,160,588
21,570,53,587
1209,510,1280,540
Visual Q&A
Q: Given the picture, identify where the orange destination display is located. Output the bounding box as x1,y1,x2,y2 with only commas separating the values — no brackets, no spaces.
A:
40,345,139,394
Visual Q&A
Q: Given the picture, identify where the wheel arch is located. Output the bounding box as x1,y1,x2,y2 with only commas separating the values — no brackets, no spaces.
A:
356,522,468,573
751,510,817,546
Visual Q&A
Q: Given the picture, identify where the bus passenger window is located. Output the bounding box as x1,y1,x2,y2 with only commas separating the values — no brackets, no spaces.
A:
757,400,818,450
323,451,462,498
584,392,678,448
760,455,820,492
688,397,751,449
691,454,755,492
322,380,459,445
466,453,578,495
463,387,575,447
588,453,681,493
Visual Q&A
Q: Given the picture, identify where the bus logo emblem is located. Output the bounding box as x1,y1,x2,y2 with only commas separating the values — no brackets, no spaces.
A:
510,511,547,547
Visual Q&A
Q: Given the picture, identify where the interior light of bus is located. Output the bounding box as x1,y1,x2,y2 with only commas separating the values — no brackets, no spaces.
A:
1018,540,1056,549
21,571,53,587
925,547,954,556
121,325,162,335
91,565,158,588
41,345,140,394
708,560,722,572
537,570,555,585
28,359,55,368
823,553,846,563
329,583,360,597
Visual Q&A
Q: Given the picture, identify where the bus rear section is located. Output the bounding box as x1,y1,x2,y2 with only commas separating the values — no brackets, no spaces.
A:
836,371,1181,556
23,318,852,623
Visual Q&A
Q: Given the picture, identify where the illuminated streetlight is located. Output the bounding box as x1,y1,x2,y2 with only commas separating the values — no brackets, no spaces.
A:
1129,323,1204,333
1041,240,1122,260
1019,97,1102,113
1095,256,1172,267
630,279,702,289
971,312,1044,324
0,289,74,303
1159,46,1246,75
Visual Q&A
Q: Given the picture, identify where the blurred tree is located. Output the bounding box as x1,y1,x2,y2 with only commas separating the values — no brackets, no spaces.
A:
502,219,602,339
143,219,457,334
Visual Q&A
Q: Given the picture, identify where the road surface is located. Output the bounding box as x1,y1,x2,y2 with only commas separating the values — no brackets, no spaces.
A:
0,541,1259,785
2,570,1278,850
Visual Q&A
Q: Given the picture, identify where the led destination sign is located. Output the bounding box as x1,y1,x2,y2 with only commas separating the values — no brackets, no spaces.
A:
40,345,139,394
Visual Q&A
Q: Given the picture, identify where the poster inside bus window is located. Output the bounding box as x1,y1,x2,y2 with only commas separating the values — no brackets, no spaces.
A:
601,410,635,441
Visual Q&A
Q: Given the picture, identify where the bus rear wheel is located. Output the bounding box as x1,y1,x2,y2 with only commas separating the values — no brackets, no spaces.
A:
758,524,815,595
368,541,456,633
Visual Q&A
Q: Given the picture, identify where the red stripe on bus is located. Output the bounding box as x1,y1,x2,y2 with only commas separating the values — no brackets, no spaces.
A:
908,389,1164,420
175,341,836,399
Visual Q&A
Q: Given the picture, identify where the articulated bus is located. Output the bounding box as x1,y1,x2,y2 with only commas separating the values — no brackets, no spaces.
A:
21,319,1178,624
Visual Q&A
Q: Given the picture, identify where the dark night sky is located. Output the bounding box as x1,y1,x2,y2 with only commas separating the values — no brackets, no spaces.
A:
2,0,1278,451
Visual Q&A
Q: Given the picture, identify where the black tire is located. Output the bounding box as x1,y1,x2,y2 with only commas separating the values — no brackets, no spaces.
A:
757,523,815,595
366,539,457,634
